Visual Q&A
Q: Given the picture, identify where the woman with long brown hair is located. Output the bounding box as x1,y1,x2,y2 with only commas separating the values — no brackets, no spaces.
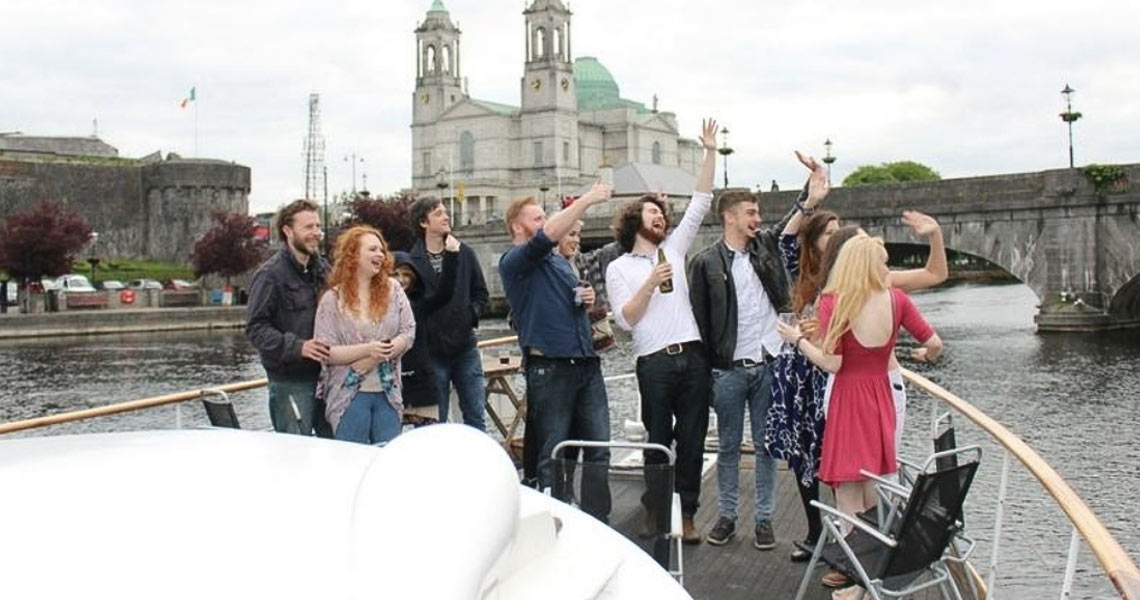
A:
765,206,838,561
314,225,415,444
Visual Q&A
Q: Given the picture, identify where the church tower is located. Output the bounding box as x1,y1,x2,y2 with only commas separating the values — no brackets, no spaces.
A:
413,0,464,125
520,0,579,180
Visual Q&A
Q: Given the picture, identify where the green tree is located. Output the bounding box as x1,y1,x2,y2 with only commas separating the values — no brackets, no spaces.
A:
843,161,941,187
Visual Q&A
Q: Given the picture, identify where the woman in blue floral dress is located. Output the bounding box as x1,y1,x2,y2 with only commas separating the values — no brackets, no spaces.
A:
765,209,840,560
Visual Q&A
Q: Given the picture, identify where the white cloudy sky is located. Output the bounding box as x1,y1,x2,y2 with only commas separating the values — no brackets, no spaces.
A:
3,0,1138,215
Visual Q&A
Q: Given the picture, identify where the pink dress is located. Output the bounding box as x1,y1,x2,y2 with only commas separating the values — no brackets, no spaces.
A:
817,287,934,485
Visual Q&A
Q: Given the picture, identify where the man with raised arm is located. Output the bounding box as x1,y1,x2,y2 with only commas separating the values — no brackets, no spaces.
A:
498,181,613,522
688,156,830,550
604,118,719,544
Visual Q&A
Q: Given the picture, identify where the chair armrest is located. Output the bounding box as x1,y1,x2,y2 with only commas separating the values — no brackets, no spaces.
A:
809,500,898,548
859,469,911,498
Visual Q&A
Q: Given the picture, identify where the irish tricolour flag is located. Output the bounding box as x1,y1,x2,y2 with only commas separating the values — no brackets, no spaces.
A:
180,87,196,109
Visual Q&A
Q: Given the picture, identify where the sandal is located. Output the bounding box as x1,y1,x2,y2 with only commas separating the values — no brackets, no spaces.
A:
821,570,853,588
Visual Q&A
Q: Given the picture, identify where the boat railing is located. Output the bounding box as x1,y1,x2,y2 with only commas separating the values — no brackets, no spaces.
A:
901,368,1140,600
0,337,1136,599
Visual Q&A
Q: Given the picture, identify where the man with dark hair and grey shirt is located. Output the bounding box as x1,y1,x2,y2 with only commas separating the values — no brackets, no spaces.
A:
246,199,332,437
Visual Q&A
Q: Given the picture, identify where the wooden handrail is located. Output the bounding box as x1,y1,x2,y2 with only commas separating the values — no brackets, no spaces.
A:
901,368,1140,600
476,335,518,349
0,378,269,436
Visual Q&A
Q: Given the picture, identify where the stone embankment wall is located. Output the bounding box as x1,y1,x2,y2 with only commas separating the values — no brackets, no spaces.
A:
0,156,250,264
0,306,246,339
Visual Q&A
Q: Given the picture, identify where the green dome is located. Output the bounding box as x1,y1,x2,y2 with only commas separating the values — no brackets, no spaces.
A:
574,57,620,110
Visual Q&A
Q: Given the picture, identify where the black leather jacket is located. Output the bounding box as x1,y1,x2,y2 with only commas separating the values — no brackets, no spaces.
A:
688,190,802,370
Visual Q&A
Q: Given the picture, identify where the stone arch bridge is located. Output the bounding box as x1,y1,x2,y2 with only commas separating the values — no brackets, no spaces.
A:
459,164,1140,331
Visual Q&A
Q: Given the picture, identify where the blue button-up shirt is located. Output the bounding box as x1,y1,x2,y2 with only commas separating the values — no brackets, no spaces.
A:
498,229,596,358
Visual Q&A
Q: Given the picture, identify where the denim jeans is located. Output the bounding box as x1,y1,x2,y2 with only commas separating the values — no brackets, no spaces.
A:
268,378,333,438
635,346,710,517
712,363,777,525
335,391,401,445
429,346,487,431
525,356,611,522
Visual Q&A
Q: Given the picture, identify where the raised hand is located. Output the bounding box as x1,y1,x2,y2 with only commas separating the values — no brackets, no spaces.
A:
582,179,613,205
796,150,830,207
444,234,461,253
699,118,719,150
901,211,941,237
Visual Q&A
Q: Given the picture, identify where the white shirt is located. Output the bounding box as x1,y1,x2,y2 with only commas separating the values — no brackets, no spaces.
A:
729,245,782,360
606,191,711,357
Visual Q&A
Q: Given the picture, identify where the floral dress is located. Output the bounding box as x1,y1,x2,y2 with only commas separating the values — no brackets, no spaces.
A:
764,234,828,487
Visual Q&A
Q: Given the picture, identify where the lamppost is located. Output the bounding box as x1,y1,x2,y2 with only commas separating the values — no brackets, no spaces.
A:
1059,84,1082,169
717,127,734,188
86,231,100,284
822,138,837,185
435,167,452,222
345,154,364,194
538,184,551,213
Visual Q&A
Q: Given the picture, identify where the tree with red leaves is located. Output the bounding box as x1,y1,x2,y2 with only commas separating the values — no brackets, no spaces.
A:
190,211,268,285
344,193,417,252
0,201,93,285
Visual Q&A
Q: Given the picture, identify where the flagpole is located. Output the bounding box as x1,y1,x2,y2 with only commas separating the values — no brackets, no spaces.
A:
194,86,199,157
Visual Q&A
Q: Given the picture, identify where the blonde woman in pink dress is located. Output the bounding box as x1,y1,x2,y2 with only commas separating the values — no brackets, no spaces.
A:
777,234,943,526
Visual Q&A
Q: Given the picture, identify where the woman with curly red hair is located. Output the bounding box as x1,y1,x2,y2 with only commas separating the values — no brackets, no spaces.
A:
315,225,415,444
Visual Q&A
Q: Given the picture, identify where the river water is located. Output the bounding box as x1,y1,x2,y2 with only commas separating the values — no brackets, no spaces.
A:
0,282,1136,598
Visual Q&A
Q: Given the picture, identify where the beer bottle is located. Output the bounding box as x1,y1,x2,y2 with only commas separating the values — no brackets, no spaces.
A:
657,247,674,294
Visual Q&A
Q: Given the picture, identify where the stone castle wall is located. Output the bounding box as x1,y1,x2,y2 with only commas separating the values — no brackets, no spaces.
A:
0,157,250,265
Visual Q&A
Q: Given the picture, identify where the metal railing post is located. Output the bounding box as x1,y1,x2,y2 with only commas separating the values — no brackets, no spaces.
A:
986,449,1012,599
1060,526,1081,599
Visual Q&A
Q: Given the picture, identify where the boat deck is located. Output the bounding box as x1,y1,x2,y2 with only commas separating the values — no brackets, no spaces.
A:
657,457,954,599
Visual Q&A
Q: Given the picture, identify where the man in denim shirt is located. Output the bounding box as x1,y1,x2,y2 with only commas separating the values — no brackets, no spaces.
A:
498,181,612,522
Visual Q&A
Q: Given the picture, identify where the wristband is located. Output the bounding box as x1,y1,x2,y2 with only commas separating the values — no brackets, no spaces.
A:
795,198,815,216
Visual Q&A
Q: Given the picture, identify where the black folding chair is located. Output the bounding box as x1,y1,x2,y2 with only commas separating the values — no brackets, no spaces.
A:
200,389,241,429
794,457,980,600
550,441,684,584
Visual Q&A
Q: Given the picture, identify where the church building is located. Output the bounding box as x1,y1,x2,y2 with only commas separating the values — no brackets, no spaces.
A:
410,0,702,225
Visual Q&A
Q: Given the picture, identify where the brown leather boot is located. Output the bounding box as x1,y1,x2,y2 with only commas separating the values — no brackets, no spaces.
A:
682,517,702,545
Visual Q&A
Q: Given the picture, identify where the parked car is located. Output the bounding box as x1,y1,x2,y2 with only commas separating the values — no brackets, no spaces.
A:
127,279,163,290
100,280,125,291
165,279,198,290
56,274,97,293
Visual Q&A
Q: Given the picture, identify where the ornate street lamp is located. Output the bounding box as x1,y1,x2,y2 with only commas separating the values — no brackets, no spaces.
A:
1059,84,1083,169
822,138,837,185
717,127,734,188
435,167,452,222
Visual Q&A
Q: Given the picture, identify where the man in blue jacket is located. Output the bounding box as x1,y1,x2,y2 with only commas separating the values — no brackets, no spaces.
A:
408,197,490,430
246,199,332,437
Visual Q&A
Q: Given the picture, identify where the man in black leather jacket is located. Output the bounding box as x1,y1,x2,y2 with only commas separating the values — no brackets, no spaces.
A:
688,164,828,550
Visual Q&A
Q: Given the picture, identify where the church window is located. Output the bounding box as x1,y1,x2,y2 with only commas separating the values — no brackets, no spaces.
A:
534,141,543,166
652,141,662,165
535,28,546,59
422,152,431,176
460,131,475,174
553,27,562,59
426,45,437,74
442,45,452,75
563,141,570,164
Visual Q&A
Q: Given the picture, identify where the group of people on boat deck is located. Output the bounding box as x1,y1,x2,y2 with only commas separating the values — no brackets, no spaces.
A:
244,116,946,593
